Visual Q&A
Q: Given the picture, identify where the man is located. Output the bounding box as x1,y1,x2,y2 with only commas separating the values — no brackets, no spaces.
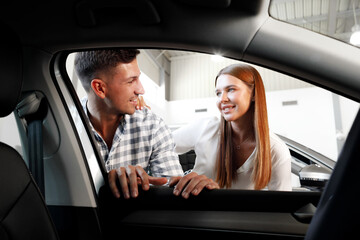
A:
74,49,218,199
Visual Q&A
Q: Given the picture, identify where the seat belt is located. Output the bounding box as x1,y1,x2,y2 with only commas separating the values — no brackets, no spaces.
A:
16,92,48,196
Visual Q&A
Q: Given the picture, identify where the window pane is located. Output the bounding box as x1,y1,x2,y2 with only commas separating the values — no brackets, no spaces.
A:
65,49,359,192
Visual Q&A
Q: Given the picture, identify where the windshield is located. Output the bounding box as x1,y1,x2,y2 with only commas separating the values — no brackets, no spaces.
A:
269,0,360,48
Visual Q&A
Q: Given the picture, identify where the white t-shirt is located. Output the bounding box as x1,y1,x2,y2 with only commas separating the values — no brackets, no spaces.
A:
173,116,292,191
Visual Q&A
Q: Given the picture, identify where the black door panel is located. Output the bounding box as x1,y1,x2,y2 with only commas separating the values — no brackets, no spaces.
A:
98,186,320,239
48,206,102,240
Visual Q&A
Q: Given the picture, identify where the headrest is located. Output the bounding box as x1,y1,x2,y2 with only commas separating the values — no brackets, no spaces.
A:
0,24,22,117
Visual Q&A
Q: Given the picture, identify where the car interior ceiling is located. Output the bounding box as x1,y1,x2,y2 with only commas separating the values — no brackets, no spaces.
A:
2,0,358,102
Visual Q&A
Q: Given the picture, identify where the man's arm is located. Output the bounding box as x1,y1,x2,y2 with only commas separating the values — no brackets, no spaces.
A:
148,117,184,177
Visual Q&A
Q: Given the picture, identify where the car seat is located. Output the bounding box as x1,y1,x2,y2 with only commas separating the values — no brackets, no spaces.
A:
178,150,196,172
0,24,59,240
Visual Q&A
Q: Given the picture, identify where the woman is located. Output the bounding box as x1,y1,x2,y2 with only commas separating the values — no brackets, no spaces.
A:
173,63,292,191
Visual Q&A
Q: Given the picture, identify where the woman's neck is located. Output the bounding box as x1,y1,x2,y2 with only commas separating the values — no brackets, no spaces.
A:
230,104,255,142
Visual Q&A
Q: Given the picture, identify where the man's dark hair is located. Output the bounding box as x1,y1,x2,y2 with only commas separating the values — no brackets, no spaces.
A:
74,49,140,92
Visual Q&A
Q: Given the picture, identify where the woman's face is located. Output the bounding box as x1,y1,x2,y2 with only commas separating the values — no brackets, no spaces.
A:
215,74,253,122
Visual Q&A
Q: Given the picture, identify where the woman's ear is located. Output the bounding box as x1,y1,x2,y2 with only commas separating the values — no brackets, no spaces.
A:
90,79,106,99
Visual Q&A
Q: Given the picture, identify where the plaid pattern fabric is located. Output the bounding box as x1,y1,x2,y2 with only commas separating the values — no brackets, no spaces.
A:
81,98,184,177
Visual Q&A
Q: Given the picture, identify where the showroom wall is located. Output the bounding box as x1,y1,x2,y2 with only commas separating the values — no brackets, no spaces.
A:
169,52,312,101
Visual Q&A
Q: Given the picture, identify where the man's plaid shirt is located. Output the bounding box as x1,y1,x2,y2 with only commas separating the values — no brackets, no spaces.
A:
82,98,184,177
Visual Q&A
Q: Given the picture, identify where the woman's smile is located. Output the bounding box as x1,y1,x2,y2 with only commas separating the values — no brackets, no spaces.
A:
221,104,236,114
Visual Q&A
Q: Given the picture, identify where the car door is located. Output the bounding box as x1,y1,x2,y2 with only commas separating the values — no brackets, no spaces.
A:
97,185,321,239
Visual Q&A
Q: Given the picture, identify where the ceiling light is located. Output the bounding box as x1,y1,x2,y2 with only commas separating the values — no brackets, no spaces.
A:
350,25,360,46
350,1,360,46
211,54,225,62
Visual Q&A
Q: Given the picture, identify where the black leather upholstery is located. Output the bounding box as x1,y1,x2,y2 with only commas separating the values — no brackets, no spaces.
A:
0,24,22,117
305,110,360,239
178,150,196,171
0,24,58,240
0,143,58,240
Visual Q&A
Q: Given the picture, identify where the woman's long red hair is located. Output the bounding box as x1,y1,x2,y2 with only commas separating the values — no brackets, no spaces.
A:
215,63,271,189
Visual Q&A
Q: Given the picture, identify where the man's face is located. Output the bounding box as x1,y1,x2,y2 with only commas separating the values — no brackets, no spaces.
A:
101,59,144,115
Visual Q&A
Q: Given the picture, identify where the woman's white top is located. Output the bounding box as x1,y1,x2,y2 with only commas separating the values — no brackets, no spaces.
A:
173,116,292,191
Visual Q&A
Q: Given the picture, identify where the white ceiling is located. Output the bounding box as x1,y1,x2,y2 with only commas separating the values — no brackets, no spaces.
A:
270,0,360,43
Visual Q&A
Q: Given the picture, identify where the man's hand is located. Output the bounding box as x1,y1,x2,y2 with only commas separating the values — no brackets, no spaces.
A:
169,172,219,199
108,165,167,199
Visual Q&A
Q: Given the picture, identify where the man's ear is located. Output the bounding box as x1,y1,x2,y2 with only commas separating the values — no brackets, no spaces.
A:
91,79,106,99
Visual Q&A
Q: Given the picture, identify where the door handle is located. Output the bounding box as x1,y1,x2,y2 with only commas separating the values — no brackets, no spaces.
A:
292,203,317,224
